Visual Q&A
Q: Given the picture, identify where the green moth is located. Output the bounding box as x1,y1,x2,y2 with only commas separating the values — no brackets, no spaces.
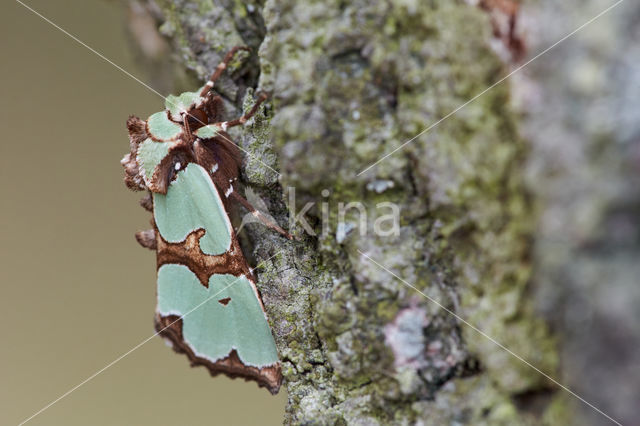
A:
121,47,290,394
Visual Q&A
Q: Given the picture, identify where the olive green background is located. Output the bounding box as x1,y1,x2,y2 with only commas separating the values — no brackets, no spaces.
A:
1,1,286,424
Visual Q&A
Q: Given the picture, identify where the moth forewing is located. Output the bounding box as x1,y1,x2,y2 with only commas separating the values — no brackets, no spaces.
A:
152,164,282,393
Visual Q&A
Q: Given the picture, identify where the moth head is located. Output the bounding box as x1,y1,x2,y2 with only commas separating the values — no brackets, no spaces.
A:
164,83,220,132
164,86,211,124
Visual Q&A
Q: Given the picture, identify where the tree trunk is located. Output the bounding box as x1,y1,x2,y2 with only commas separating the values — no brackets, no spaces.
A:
127,0,570,423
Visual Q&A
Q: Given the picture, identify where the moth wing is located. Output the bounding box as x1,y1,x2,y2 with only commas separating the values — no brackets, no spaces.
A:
157,264,280,368
153,163,232,255
153,163,281,393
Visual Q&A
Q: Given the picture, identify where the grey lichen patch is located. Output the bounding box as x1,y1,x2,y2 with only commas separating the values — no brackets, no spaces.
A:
151,0,563,423
385,304,430,370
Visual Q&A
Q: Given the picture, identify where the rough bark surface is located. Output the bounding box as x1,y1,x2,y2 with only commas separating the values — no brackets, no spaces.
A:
127,0,571,424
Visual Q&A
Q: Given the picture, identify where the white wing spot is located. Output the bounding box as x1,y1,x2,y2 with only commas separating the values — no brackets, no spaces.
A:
211,163,219,173
221,122,228,131
174,162,181,171
225,184,234,197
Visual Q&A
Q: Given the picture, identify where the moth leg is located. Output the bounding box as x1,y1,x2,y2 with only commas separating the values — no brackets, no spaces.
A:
229,191,294,240
199,46,251,97
216,92,268,129
135,229,157,250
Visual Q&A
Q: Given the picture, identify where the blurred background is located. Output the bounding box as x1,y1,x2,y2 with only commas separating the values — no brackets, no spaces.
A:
1,0,638,425
0,1,286,425
521,1,640,424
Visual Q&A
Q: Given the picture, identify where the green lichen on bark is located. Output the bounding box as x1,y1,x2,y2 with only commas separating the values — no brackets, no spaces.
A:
146,0,566,423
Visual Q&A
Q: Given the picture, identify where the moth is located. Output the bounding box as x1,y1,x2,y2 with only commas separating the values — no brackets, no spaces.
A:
121,47,290,394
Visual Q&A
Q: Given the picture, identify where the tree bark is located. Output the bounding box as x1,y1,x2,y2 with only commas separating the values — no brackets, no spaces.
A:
127,0,570,423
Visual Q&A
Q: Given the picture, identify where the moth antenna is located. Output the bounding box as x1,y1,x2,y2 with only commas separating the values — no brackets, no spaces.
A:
183,114,193,141
199,46,251,97
216,92,268,130
135,229,157,250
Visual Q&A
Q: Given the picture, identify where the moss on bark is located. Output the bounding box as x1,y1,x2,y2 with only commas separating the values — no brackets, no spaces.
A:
142,0,567,423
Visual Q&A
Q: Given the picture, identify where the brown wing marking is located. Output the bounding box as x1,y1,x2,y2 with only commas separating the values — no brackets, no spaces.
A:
156,227,253,288
155,314,282,394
